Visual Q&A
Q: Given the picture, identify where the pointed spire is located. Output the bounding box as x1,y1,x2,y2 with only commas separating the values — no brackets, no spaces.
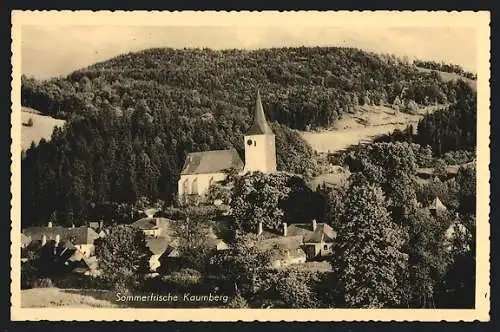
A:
246,89,273,135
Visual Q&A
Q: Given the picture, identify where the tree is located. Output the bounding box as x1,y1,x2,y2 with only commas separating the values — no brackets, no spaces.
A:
94,225,150,292
455,164,476,215
230,172,291,233
320,183,347,228
209,233,273,297
172,208,215,272
403,208,454,308
333,181,408,308
226,294,249,308
434,159,448,180
271,268,321,308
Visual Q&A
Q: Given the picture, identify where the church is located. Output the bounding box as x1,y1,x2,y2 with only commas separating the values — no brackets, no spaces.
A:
178,90,276,203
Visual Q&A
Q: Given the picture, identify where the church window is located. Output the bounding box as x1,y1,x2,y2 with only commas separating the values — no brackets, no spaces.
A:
191,178,199,195
183,178,190,195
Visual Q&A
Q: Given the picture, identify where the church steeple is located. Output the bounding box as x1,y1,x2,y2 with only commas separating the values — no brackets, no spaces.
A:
246,90,273,135
243,90,277,174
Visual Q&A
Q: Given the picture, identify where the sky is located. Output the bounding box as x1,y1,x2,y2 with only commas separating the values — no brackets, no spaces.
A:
21,25,477,80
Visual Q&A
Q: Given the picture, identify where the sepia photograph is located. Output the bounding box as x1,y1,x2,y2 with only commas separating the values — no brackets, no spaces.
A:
10,11,490,321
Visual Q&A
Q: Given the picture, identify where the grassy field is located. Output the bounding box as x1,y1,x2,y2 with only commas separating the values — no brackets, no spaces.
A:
21,287,119,308
300,104,444,154
21,107,65,151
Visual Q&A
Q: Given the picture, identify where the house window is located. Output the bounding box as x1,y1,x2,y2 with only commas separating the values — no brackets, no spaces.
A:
191,177,198,195
247,139,253,146
323,244,328,251
254,140,256,146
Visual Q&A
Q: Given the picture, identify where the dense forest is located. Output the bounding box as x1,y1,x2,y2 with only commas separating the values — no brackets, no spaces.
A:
21,47,475,227
414,59,477,80
22,47,469,129
373,80,476,156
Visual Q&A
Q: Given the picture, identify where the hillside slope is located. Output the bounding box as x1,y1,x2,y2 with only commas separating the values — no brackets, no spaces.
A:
21,107,65,151
23,47,466,130
20,47,474,226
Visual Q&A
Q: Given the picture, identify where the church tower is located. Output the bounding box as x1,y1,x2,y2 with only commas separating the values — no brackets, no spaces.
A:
244,90,277,174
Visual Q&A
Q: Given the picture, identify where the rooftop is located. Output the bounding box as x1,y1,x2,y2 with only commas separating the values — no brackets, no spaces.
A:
246,90,274,136
303,223,336,243
180,148,244,175
23,226,99,245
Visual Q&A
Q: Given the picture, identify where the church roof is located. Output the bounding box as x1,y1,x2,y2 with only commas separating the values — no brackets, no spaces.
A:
180,148,244,175
246,90,274,135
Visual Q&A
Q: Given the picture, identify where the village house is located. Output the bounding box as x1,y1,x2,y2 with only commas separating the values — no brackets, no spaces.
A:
428,196,447,216
258,219,337,268
131,211,233,272
22,222,100,258
88,221,104,232
302,220,336,259
178,90,277,204
21,233,32,249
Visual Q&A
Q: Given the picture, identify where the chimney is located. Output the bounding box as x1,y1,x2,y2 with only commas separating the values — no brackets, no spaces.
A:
283,222,287,237
55,234,60,246
48,221,53,228
257,221,263,236
99,221,104,229
42,234,47,246
71,224,75,229
312,219,317,231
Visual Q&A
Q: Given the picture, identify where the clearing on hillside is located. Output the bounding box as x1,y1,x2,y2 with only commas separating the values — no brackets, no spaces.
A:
21,107,65,151
300,104,446,154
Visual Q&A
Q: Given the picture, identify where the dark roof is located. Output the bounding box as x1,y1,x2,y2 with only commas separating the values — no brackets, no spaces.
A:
303,223,336,243
161,245,181,258
246,90,274,135
180,149,244,175
22,226,99,245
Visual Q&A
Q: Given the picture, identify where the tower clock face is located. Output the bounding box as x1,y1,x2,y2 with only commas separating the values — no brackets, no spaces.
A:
247,139,253,146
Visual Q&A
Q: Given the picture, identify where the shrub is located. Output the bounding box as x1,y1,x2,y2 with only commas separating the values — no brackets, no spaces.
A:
226,294,249,308
23,117,34,127
442,150,475,165
33,277,53,288
21,260,40,289
161,207,186,220
162,268,202,290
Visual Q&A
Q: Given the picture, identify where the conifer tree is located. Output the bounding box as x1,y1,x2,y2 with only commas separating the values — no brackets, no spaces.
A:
333,181,408,308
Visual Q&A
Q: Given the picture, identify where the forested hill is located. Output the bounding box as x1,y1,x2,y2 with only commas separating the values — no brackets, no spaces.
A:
22,47,471,130
21,47,475,227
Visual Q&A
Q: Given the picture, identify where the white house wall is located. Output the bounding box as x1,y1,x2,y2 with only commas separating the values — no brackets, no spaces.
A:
75,244,95,257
